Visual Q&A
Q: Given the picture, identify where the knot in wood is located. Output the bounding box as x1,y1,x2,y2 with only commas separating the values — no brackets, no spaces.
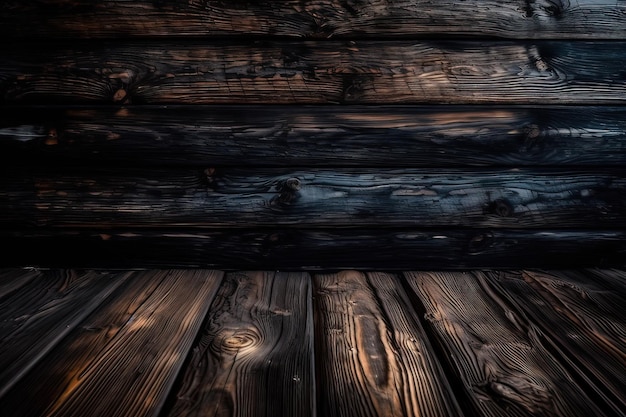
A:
203,167,217,189
278,177,301,192
271,178,302,207
112,88,128,103
522,124,541,151
45,128,58,145
214,328,260,355
486,199,514,217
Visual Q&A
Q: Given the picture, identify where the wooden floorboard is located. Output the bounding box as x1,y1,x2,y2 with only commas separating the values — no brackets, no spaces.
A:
314,271,462,417
0,269,223,417
0,268,624,417
0,269,131,399
404,271,617,417
163,271,315,417
485,270,626,415
0,267,41,299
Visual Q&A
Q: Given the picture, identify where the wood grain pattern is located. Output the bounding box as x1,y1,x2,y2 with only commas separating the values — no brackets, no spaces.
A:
0,269,167,417
2,41,625,104
0,270,224,417
4,105,626,167
164,271,315,417
2,168,625,229
0,269,131,398
1,229,624,270
485,270,626,415
314,271,462,417
1,0,624,39
0,267,40,299
404,271,613,417
584,268,626,294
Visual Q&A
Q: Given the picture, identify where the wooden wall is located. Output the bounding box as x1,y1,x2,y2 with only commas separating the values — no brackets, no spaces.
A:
1,1,625,269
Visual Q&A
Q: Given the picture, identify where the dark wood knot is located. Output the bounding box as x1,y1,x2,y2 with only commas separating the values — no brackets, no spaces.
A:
277,177,301,192
485,199,514,217
521,124,541,151
203,167,218,189
271,177,301,207
112,88,128,104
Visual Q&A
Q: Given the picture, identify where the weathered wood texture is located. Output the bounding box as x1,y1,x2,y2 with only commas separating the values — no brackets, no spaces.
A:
1,229,625,269
0,270,224,417
584,268,626,293
314,271,462,417
2,41,625,104
1,0,624,39
3,105,626,167
0,268,624,417
0,269,131,398
2,168,625,229
486,270,626,415
0,267,40,299
164,271,315,417
0,269,167,417
404,271,615,417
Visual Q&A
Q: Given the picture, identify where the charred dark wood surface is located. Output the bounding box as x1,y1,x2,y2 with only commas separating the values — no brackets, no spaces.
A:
2,167,625,229
1,229,624,270
1,41,625,105
1,0,624,39
314,271,462,417
0,270,131,398
0,268,624,417
0,270,224,417
165,271,315,417
485,270,626,415
404,271,621,417
3,105,626,167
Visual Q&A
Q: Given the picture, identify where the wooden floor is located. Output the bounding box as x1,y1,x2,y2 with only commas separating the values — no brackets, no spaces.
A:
0,269,623,417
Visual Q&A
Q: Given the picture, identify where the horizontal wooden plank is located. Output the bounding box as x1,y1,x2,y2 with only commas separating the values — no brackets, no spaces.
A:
485,270,626,415
404,271,612,417
1,41,625,104
3,105,626,167
0,270,130,398
1,1,624,39
2,168,625,229
165,271,315,417
0,229,624,269
314,271,462,417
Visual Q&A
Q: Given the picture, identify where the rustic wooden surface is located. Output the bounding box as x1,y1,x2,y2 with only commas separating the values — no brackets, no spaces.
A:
1,41,625,105
314,271,462,417
0,270,131,398
2,167,625,229
0,268,623,417
164,271,315,417
1,0,624,39
485,270,626,415
1,228,625,270
403,271,620,417
2,2,625,269
0,270,224,417
3,105,626,167
0,267,40,299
